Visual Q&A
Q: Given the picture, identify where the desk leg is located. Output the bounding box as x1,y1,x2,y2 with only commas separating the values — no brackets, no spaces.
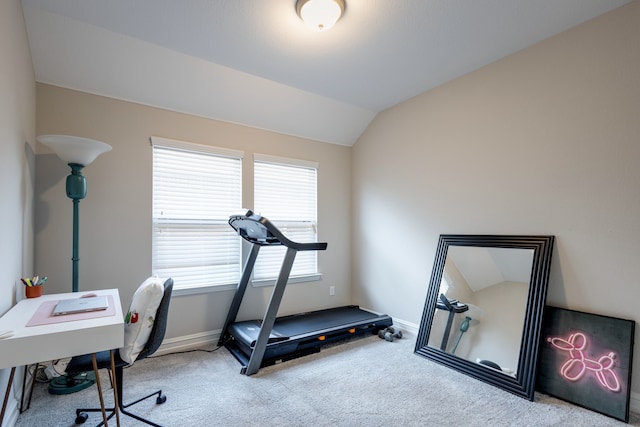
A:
25,363,38,413
1,367,16,426
19,364,28,413
109,350,120,427
91,354,109,427
20,363,38,413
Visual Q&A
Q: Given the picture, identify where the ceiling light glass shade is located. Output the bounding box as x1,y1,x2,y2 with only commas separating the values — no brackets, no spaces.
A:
296,0,345,32
37,134,112,166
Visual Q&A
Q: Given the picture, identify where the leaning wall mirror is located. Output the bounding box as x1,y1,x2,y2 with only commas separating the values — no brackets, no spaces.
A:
414,235,554,400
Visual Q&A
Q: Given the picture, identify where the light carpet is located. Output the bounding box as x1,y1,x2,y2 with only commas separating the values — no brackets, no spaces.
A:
14,332,640,426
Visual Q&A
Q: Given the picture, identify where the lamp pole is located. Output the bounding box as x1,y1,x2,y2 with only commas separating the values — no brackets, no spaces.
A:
67,163,87,293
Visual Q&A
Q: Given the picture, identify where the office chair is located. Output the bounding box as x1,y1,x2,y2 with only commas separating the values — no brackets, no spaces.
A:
66,278,173,427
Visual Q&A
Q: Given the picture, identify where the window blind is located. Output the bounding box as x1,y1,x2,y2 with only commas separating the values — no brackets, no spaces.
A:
254,157,318,281
151,137,242,289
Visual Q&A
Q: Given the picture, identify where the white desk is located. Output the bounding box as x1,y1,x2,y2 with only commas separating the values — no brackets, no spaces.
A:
0,289,124,426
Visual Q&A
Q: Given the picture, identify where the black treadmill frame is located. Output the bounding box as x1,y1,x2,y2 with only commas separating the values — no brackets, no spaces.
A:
219,210,392,375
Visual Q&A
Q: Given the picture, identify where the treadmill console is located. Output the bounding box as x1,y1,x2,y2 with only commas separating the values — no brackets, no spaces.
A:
228,210,327,251
229,210,281,245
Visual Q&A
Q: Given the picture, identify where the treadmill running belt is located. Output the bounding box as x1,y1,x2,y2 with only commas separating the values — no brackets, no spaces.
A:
270,306,384,337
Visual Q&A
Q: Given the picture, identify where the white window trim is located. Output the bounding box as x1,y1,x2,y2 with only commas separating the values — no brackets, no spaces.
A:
251,273,322,288
173,283,238,297
253,153,318,170
151,136,244,159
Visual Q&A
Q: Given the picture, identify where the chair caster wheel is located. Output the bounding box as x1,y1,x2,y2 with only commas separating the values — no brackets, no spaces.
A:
75,412,88,424
156,394,167,404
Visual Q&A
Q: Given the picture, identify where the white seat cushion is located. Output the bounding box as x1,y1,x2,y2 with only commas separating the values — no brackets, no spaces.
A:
119,276,164,364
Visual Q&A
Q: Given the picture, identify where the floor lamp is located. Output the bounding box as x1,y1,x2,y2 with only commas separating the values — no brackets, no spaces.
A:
37,135,111,394
37,135,112,292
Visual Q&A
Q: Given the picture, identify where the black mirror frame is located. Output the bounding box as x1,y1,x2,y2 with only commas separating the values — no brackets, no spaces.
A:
414,235,555,400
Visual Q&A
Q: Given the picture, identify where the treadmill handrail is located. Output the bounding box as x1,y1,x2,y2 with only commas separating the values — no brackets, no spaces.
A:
229,210,328,251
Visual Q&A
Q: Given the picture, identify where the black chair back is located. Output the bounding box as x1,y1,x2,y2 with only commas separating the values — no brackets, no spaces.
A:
137,278,173,361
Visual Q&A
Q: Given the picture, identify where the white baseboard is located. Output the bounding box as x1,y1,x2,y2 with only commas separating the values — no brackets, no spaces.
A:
389,317,419,336
358,307,419,337
155,329,222,356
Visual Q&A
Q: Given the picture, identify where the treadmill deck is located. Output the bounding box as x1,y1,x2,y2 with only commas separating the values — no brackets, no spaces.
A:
225,305,392,368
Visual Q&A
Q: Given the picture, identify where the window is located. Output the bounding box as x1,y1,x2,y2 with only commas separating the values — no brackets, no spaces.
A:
253,154,319,283
151,137,243,291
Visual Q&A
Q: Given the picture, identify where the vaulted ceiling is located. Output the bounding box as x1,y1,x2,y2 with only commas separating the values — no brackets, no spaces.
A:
21,0,631,146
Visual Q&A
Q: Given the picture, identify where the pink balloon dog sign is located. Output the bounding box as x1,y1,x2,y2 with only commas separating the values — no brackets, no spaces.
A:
537,306,634,423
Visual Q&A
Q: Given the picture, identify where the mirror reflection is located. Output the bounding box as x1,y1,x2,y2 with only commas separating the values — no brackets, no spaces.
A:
427,246,534,377
414,235,554,400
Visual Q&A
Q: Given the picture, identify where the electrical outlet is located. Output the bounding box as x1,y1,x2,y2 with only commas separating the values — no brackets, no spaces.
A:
329,286,335,296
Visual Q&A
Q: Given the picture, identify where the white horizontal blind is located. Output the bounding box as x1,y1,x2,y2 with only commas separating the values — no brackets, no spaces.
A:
152,138,242,289
254,157,318,281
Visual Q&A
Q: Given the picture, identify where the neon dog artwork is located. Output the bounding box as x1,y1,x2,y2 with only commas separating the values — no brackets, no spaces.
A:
547,332,621,393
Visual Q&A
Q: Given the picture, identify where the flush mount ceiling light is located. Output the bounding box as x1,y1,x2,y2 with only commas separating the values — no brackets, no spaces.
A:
296,0,345,32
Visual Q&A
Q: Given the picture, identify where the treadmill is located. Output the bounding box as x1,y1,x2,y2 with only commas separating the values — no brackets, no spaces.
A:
219,210,393,375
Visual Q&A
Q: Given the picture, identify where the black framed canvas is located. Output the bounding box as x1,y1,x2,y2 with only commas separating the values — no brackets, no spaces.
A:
538,306,635,422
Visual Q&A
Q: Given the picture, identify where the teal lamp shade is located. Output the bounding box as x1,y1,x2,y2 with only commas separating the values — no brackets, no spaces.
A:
37,135,112,292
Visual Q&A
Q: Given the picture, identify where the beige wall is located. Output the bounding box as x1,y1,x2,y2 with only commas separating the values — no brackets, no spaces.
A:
21,0,640,407
0,0,36,423
35,84,352,342
353,1,640,394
